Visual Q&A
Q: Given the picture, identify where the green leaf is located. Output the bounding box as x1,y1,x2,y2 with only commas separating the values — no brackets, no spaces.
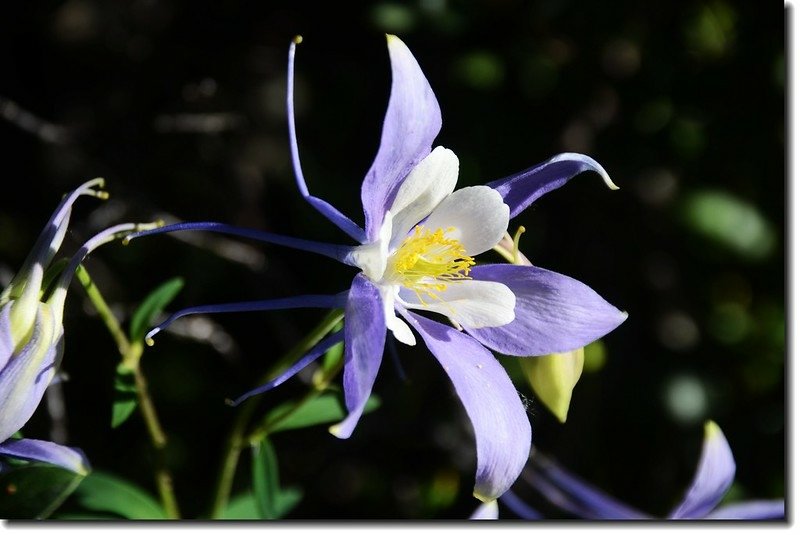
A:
111,363,138,428
251,437,280,519
320,324,344,370
221,493,261,520
128,278,184,343
0,464,86,519
273,486,303,518
311,322,343,387
222,488,303,520
54,513,123,520
265,392,381,434
71,471,166,519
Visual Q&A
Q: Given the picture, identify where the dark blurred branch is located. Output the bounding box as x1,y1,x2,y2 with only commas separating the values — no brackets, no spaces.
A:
153,113,244,134
152,212,266,270
45,377,69,444
0,95,73,145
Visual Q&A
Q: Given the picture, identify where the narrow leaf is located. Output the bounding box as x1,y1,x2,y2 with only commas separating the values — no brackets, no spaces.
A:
311,322,344,388
222,488,303,520
221,493,261,520
71,470,167,519
266,392,381,434
251,437,280,519
320,323,344,371
273,487,303,518
54,513,122,520
128,278,184,343
0,464,85,519
111,363,138,428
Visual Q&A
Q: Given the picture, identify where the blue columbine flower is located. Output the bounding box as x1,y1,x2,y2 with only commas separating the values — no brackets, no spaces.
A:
130,35,626,501
1,179,152,474
495,421,785,520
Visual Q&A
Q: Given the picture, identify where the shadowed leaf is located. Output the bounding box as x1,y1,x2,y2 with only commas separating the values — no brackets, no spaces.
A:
0,464,85,519
129,278,184,343
71,471,166,519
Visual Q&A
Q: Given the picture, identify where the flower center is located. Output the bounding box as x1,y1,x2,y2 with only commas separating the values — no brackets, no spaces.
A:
387,225,475,300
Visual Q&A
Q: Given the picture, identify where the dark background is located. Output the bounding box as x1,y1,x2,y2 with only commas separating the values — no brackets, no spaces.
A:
0,0,785,519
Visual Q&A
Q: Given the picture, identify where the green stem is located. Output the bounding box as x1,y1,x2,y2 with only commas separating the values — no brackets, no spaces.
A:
131,353,181,518
208,308,345,519
76,266,181,519
75,266,130,356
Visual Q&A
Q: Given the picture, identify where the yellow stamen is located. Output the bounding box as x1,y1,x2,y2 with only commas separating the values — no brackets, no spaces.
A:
387,225,474,301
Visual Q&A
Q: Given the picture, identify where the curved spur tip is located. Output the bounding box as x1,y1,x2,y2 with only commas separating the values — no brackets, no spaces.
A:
144,327,161,346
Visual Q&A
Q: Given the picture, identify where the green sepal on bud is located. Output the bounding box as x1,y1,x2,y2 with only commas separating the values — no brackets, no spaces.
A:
520,347,585,423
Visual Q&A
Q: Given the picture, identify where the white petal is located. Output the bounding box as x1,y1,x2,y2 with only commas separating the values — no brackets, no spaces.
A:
470,500,499,520
388,146,459,246
388,314,416,345
422,186,510,256
378,284,416,346
399,280,515,329
349,213,392,280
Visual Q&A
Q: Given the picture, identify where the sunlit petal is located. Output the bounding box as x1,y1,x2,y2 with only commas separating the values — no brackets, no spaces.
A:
361,35,442,241
668,421,736,519
422,186,509,256
0,438,90,475
706,500,785,520
403,310,530,501
330,275,387,439
466,264,627,356
399,280,515,329
487,153,616,219
388,146,459,246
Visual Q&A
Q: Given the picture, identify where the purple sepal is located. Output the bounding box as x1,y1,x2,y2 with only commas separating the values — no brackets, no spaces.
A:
668,423,736,519
146,293,347,342
466,264,627,356
529,454,650,520
487,153,614,219
229,329,345,406
361,35,442,241
331,274,386,439
499,490,543,520
0,437,90,474
706,500,785,520
402,310,531,501
128,221,355,263
286,40,366,243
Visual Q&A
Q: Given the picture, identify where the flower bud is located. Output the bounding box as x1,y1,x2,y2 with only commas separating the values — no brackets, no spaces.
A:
0,179,106,442
0,179,156,472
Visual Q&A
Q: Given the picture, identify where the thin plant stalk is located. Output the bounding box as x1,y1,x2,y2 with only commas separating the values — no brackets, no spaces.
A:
208,308,344,519
76,265,181,519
